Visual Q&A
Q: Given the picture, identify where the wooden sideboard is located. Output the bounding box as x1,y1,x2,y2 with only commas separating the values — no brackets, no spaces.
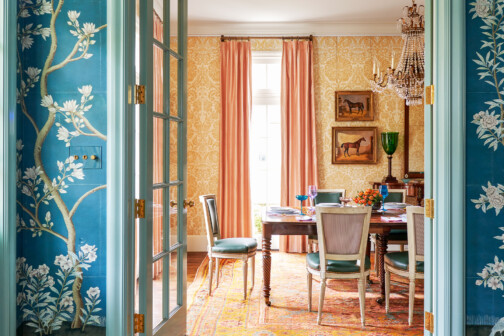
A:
372,180,424,206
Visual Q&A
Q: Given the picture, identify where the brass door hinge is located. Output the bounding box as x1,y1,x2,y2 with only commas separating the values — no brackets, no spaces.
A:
425,311,434,333
134,313,145,333
135,199,145,219
425,85,434,105
135,85,146,104
425,199,434,219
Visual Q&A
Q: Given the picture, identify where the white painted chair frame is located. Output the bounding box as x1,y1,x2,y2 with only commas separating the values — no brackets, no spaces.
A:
384,206,425,325
307,189,346,253
307,206,372,327
199,194,256,300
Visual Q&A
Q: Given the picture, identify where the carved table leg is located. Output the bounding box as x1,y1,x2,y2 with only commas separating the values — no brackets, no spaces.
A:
376,232,389,305
262,227,272,306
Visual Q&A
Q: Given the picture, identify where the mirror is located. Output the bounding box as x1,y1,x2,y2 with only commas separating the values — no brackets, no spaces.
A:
404,102,424,179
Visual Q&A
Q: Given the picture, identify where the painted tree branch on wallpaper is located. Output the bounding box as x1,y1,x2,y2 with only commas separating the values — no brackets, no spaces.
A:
469,1,504,334
16,0,106,333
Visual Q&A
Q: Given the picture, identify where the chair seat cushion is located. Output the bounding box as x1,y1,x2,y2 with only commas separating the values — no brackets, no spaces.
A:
388,229,407,242
212,238,257,254
306,253,371,273
385,252,424,272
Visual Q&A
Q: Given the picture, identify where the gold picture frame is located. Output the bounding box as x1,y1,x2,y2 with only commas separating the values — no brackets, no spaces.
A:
332,127,377,164
335,91,374,121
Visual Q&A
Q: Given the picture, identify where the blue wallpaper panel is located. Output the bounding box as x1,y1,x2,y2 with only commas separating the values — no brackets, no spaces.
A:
466,0,504,333
15,0,107,333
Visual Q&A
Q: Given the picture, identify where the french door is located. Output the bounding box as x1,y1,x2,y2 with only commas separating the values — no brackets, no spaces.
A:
134,0,188,335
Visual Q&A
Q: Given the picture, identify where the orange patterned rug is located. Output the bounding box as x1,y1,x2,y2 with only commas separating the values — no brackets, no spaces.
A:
188,252,424,335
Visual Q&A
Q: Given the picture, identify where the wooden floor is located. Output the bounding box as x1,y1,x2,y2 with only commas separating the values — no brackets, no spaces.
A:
187,252,207,286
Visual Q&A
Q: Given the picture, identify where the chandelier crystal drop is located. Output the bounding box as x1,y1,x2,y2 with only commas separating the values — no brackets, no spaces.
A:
369,0,425,106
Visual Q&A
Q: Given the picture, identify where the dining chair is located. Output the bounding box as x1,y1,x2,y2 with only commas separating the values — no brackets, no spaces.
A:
384,206,424,325
306,206,372,327
308,189,346,253
199,194,257,300
371,188,408,273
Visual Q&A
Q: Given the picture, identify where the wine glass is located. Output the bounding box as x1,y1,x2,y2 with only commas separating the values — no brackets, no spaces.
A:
379,185,389,212
308,185,318,208
295,195,309,215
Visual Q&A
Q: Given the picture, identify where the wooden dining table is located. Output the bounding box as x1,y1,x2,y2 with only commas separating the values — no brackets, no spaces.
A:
261,209,407,306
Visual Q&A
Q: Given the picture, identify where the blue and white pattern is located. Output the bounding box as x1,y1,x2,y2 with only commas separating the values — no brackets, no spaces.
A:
16,0,107,333
468,0,504,333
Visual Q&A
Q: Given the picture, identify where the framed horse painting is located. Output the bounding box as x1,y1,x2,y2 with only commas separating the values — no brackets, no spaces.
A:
332,127,377,164
335,91,374,121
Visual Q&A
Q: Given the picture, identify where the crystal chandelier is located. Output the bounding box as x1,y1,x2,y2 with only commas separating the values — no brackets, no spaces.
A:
370,0,425,106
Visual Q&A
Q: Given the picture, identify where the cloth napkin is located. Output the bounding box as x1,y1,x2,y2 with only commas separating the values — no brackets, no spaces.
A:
295,215,315,221
381,214,407,222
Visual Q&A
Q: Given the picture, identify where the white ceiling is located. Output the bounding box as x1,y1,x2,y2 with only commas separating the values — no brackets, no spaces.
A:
185,0,425,36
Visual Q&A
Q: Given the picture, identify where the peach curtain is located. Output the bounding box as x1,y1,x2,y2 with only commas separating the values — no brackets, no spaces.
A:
279,40,318,253
218,41,252,239
153,14,163,278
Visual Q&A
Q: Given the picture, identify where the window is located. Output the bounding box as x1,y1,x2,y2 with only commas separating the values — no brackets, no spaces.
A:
250,51,282,246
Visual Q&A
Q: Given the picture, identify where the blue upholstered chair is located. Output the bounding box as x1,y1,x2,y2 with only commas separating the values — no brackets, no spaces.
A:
308,189,346,253
199,194,257,300
306,206,372,327
385,206,424,325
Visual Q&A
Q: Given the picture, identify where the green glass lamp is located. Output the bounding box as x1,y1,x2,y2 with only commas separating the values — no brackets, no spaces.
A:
381,132,399,183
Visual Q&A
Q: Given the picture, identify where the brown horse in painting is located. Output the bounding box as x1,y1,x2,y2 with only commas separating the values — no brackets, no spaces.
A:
340,137,366,157
343,99,364,114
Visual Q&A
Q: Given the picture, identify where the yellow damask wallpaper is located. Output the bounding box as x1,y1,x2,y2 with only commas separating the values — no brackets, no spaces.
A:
186,36,424,236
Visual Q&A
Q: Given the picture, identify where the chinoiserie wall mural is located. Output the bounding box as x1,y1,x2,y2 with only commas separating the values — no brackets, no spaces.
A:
467,0,504,334
16,0,107,334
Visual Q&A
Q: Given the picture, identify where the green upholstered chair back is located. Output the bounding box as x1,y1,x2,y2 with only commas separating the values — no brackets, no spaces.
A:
314,189,346,205
199,194,221,248
206,198,220,237
380,188,406,203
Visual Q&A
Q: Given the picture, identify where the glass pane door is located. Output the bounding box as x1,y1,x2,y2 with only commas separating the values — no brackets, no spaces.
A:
135,0,187,335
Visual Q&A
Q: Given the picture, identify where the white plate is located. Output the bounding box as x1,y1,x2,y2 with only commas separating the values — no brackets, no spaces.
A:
268,207,298,214
317,203,342,207
384,202,408,209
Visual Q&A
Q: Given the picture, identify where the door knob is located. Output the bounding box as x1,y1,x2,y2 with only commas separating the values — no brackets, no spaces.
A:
183,200,195,208
169,200,177,208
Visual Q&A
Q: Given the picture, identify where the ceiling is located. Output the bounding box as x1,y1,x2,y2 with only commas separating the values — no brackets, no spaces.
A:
184,0,425,36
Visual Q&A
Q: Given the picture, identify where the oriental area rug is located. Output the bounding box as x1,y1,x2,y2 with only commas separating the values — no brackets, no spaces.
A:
187,252,424,335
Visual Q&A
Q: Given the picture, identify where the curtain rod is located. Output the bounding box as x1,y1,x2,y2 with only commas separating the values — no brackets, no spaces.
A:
220,35,313,42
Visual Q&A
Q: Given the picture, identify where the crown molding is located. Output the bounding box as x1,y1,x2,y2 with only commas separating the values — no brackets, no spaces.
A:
188,21,401,36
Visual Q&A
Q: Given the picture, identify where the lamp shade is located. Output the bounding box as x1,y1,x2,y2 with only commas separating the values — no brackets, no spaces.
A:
381,132,399,155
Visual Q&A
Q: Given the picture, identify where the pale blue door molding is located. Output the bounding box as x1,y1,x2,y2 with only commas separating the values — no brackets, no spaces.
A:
0,0,18,335
432,0,466,335
106,0,136,334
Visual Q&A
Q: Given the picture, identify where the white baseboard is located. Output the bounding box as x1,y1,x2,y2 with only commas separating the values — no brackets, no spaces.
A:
188,235,208,252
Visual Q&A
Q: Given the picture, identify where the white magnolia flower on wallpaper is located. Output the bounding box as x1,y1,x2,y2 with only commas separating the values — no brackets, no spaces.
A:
82,23,98,36
32,0,52,16
67,10,80,22
20,35,34,51
87,287,100,299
